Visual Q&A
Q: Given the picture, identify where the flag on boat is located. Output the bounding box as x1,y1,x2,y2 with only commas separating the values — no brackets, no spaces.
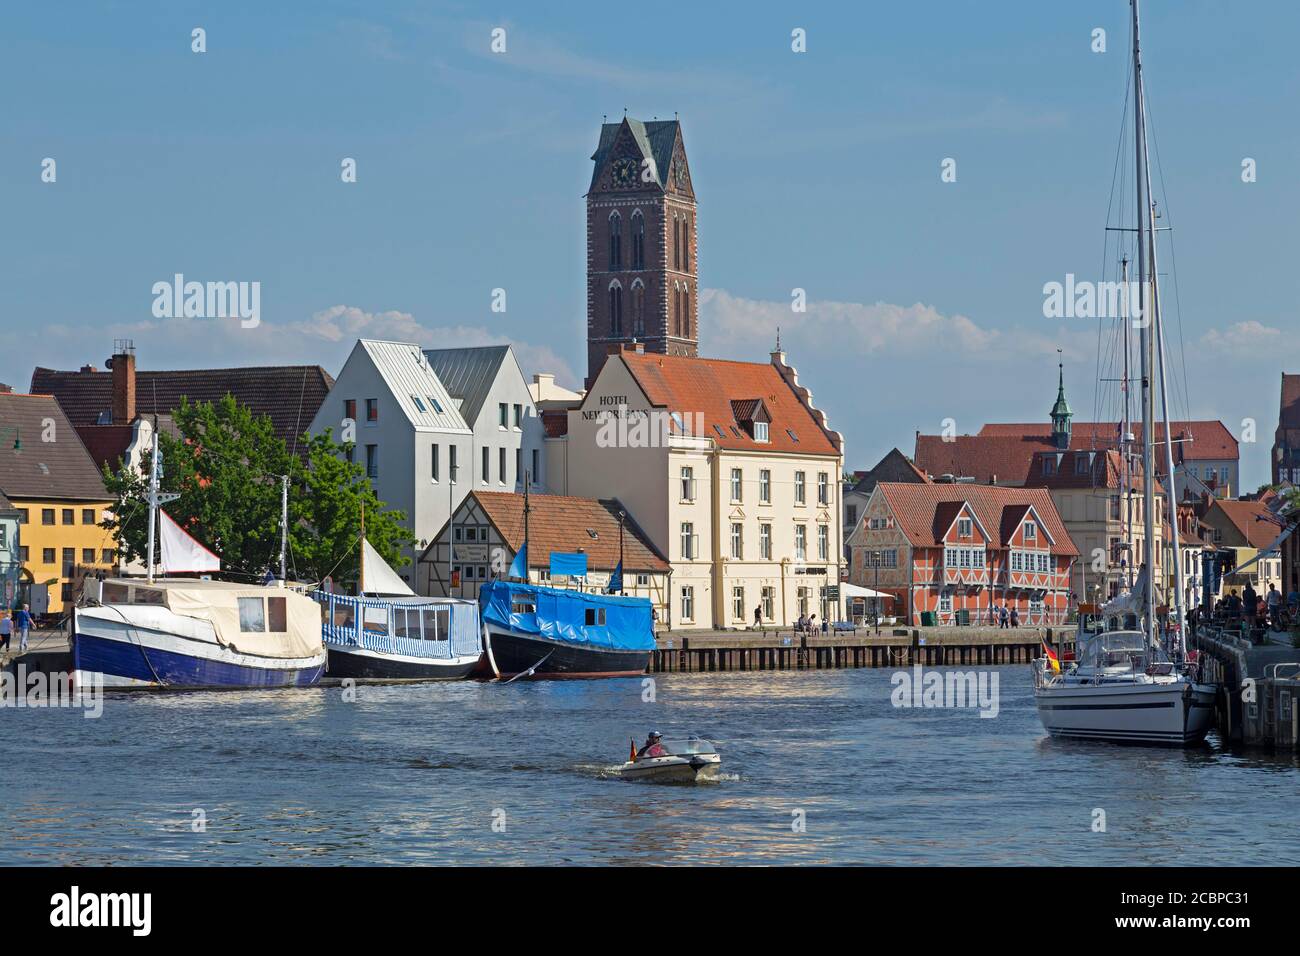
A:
1042,641,1061,674
159,510,221,574
607,560,623,594
508,541,528,581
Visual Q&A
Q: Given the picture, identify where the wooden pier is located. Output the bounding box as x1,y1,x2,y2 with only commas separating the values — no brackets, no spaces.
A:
650,626,1064,673
1193,621,1300,750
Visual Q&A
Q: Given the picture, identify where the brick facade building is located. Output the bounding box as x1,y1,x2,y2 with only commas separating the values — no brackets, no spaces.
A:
585,117,697,387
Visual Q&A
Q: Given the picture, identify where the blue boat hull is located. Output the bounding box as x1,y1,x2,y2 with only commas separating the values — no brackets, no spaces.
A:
72,631,325,689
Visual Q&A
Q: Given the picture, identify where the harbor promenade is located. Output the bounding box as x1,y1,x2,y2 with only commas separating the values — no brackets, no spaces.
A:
651,625,1063,673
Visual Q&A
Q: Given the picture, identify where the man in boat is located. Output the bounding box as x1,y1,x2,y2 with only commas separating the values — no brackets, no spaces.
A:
636,731,667,759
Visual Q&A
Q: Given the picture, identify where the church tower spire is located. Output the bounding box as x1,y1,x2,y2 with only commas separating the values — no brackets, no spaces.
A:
584,116,697,387
1050,361,1073,450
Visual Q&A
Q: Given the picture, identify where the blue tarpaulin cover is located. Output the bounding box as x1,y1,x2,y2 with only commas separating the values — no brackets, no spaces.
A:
549,552,589,577
479,580,654,651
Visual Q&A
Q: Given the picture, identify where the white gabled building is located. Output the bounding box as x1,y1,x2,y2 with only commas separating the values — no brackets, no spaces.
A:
423,345,547,499
310,339,472,584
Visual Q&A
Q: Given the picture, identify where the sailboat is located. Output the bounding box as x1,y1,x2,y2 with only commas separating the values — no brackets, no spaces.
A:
313,522,484,680
72,432,327,688
1032,0,1217,745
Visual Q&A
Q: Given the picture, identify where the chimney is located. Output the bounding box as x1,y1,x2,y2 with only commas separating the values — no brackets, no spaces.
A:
109,340,136,424
533,373,554,389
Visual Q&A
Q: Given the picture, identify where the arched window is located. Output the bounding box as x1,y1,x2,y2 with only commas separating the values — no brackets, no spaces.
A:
609,280,623,336
673,216,682,271
682,218,690,272
682,284,690,336
631,280,645,336
631,210,645,270
608,212,622,270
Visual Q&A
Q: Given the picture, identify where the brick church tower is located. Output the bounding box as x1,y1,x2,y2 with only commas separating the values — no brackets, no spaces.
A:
585,116,698,387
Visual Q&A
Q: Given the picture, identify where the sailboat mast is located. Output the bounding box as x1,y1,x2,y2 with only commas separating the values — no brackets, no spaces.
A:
146,428,160,584
1120,256,1133,590
279,474,288,583
359,501,366,595
1132,0,1157,651
523,473,531,583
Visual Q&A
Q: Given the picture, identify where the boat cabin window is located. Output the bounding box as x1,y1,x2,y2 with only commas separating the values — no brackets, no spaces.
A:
394,608,419,639
427,606,450,641
103,582,131,604
332,602,355,629
267,596,287,632
238,597,266,632
584,608,607,626
131,587,165,605
362,606,388,632
421,607,449,641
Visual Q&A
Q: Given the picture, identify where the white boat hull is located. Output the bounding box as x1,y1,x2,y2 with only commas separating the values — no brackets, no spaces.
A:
618,752,722,783
1034,677,1217,745
73,605,326,689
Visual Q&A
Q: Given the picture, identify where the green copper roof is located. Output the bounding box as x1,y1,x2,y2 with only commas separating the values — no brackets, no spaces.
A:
1050,365,1072,420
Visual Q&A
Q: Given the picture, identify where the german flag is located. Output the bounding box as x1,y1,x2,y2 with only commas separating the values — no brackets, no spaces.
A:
1042,641,1061,674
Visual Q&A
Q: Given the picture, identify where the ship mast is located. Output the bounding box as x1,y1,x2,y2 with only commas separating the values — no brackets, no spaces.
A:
1132,0,1187,652
1132,0,1157,653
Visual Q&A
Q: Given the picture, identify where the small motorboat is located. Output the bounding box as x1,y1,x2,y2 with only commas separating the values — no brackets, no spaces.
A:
618,735,721,783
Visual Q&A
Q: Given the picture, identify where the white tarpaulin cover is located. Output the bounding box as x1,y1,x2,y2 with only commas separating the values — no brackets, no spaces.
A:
160,580,323,659
159,510,221,574
362,537,415,596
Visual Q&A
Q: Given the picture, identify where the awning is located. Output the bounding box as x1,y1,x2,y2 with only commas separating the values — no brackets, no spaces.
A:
841,583,894,601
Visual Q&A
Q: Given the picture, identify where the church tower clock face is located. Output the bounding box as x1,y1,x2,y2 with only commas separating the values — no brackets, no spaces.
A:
611,158,637,188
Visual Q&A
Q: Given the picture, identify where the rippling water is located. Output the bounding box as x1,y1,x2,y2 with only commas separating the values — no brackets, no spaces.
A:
2,666,1297,865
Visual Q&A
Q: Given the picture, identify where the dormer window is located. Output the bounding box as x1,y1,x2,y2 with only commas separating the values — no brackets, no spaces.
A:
753,421,769,442
1074,453,1090,475
1042,455,1056,476
958,517,972,538
1024,520,1037,541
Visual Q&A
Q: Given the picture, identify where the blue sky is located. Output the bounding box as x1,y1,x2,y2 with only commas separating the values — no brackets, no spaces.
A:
2,1,1297,489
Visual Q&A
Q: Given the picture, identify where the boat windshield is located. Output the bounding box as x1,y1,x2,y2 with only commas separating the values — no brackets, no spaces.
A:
658,737,715,756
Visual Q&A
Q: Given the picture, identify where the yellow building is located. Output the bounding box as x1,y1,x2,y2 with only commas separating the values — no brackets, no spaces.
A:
0,392,116,616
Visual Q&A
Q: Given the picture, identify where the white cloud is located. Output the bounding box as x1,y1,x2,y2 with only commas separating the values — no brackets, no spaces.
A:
1199,320,1285,357
699,287,1077,360
5,306,578,391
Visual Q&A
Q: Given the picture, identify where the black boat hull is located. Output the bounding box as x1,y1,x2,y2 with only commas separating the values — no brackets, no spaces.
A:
326,645,482,681
485,625,650,679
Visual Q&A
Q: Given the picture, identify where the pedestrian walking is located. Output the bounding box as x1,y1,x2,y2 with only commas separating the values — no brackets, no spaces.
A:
15,603,32,652
0,610,11,653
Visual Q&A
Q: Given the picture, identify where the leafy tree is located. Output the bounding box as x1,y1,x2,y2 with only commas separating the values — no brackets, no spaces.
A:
103,397,412,589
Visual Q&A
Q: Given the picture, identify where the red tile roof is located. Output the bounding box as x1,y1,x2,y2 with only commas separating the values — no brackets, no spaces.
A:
914,434,1047,484
460,491,669,572
617,352,840,457
915,420,1234,486
1024,448,1163,494
874,481,1078,554
978,420,1238,461
31,364,335,450
1209,499,1280,550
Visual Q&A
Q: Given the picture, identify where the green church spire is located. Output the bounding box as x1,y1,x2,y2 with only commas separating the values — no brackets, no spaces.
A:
1050,362,1072,450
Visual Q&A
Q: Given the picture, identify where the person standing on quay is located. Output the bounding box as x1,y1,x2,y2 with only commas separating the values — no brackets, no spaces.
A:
15,603,32,652
0,610,11,654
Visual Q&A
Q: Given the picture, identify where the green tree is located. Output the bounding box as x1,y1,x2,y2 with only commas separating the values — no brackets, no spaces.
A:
103,397,412,588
